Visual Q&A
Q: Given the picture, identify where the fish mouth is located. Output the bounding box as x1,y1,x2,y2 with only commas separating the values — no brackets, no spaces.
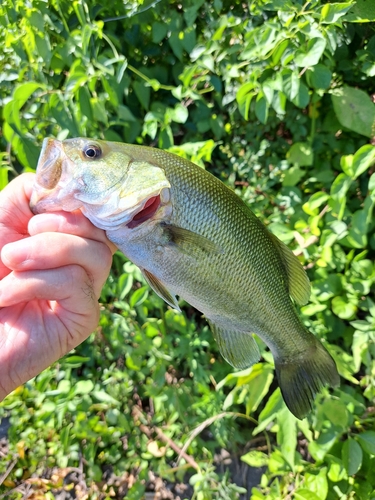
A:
126,194,161,229
30,138,64,214
35,138,63,190
30,138,82,215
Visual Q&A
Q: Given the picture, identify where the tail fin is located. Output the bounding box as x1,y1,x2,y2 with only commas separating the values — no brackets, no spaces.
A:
275,340,340,420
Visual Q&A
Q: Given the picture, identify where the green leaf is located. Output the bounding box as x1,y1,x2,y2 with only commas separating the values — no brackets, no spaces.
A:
244,363,274,414
4,82,43,134
91,391,119,404
344,207,373,248
327,456,347,482
133,80,151,110
15,136,41,170
306,65,332,90
332,295,357,319
78,86,93,121
255,93,269,124
152,22,168,43
352,330,369,372
12,82,42,112
351,145,375,179
322,399,349,429
253,388,284,435
49,94,79,136
236,83,255,120
345,0,375,22
295,38,326,67
169,31,184,60
277,407,297,471
356,431,375,455
118,105,137,122
282,70,300,100
286,142,314,167
292,81,310,108
73,380,94,395
241,450,269,467
342,438,363,475
309,427,340,461
303,191,329,215
130,286,149,308
123,481,145,499
332,86,375,138
331,172,352,200
170,103,188,124
63,355,91,367
282,165,305,186
304,468,328,500
329,345,358,384
294,489,325,500
321,2,353,24
301,302,327,316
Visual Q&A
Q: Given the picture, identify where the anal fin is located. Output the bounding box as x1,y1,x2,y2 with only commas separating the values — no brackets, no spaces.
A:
208,321,260,370
141,268,181,312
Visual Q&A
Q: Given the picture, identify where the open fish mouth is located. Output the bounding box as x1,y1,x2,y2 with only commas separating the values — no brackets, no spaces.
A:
127,194,161,229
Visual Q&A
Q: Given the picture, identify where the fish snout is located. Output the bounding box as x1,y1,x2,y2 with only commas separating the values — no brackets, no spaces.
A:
35,138,63,190
29,138,65,214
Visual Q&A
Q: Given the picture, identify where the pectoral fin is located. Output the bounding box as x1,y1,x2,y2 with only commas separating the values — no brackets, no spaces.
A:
208,321,260,370
161,223,222,254
141,268,181,312
269,232,311,306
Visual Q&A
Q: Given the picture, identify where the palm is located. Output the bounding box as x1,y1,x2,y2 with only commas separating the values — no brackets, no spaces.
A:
0,174,113,399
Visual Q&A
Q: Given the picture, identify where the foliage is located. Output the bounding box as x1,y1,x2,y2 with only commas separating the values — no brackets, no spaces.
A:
1,0,375,498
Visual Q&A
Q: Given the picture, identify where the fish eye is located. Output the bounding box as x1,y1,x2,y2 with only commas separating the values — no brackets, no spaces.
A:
83,144,102,159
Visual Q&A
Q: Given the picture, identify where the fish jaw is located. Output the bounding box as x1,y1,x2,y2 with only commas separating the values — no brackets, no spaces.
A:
30,138,85,214
30,137,172,233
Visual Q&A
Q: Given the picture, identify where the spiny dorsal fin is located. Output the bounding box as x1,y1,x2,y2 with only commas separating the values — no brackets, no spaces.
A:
141,268,181,312
208,321,260,370
269,232,311,306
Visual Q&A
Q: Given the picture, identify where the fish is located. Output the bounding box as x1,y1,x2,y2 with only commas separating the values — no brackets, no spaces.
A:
30,137,340,419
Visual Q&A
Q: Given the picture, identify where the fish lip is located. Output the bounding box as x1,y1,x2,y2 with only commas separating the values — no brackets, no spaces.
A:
30,138,72,215
35,138,63,189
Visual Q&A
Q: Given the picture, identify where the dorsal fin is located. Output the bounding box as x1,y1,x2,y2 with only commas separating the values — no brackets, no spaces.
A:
269,232,311,306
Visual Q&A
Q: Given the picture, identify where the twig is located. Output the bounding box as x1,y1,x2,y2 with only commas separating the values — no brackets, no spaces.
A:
178,412,257,464
0,458,17,486
155,427,200,471
139,423,199,471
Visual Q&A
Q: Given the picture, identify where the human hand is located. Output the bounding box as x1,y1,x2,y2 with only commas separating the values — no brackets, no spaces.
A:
0,173,116,401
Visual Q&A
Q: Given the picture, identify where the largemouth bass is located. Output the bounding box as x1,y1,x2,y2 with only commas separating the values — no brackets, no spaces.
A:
30,137,339,419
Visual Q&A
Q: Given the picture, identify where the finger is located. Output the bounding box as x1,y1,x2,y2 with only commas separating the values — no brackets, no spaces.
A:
0,266,100,317
1,233,112,296
0,173,35,228
28,211,117,253
0,174,36,280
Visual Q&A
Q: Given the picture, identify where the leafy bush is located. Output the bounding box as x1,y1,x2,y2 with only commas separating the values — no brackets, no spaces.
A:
1,0,375,498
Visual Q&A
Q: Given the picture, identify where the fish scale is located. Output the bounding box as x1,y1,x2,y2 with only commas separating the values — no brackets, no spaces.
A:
30,137,340,419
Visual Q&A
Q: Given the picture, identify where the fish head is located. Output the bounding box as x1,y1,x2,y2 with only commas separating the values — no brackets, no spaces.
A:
30,137,171,230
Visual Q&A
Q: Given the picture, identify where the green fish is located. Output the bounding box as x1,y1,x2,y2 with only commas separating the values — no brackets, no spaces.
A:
30,137,339,419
